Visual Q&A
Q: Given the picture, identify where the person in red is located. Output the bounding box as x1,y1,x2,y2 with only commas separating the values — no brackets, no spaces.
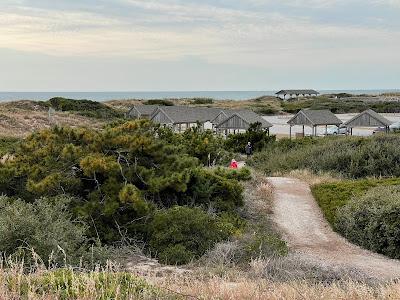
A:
229,159,238,169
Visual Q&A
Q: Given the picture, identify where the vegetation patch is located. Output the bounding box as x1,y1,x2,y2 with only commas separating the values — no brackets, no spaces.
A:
249,135,400,178
336,185,400,259
144,99,174,106
311,178,400,226
45,97,123,119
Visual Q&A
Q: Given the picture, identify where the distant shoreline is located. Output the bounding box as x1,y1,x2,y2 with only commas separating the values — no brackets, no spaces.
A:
0,90,400,102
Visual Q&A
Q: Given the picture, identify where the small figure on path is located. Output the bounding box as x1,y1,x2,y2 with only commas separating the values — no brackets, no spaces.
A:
245,142,253,158
229,159,238,169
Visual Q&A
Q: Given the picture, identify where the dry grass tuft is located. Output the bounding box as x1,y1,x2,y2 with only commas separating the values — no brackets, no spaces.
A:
273,169,340,186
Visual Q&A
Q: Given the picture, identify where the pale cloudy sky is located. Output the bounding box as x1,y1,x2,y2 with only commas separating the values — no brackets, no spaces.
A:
0,0,399,91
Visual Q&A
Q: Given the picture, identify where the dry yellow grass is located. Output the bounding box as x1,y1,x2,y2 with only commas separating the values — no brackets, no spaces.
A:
0,100,107,138
273,169,340,186
150,274,400,300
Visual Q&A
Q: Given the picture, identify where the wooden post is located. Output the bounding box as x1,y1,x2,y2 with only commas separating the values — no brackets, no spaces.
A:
325,125,328,136
289,125,292,140
302,125,305,137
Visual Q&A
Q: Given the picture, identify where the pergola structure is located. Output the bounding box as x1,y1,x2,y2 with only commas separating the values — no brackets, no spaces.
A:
276,89,319,100
344,109,392,135
288,109,342,139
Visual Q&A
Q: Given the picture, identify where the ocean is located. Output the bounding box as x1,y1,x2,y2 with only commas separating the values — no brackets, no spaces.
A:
0,90,399,102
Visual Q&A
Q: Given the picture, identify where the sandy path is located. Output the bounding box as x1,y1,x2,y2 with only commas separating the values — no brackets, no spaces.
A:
268,177,400,280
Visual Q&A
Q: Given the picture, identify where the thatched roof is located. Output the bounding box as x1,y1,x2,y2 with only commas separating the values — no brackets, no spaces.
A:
344,109,392,128
288,109,342,126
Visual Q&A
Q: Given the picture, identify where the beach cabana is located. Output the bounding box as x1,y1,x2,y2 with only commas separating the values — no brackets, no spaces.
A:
344,109,392,135
215,110,272,135
151,106,222,132
288,109,342,138
127,105,159,119
276,89,319,100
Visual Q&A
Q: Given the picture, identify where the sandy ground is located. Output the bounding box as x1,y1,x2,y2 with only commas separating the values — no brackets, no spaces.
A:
268,177,400,280
264,113,400,137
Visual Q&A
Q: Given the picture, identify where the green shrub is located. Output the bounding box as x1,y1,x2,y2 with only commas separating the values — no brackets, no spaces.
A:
191,98,214,105
0,196,87,266
250,135,400,178
336,185,400,259
225,122,276,153
0,136,20,156
47,97,123,119
149,206,232,264
144,99,174,106
312,178,400,227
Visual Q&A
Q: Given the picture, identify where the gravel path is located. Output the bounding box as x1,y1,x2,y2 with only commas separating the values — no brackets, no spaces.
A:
268,177,400,280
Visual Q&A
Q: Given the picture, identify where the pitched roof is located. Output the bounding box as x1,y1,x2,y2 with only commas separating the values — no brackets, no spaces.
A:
344,109,392,127
288,109,342,126
128,105,159,117
216,109,272,128
152,106,223,124
276,89,319,95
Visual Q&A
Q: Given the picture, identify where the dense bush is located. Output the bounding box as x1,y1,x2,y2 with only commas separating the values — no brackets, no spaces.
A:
336,186,400,259
191,98,214,105
158,126,231,166
0,120,247,264
225,122,276,153
46,97,123,119
149,206,233,264
250,135,400,178
312,178,400,226
0,196,87,265
144,99,174,106
0,136,20,156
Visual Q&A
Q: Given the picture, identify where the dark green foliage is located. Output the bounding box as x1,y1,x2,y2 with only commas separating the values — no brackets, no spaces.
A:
149,206,232,264
158,126,231,166
190,98,214,105
0,196,87,266
250,135,400,178
144,99,174,106
0,136,20,156
47,97,123,119
335,185,400,259
225,122,276,153
0,120,246,264
312,178,400,226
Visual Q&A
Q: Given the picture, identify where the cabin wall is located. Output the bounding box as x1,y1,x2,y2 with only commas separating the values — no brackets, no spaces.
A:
218,115,249,130
151,111,173,124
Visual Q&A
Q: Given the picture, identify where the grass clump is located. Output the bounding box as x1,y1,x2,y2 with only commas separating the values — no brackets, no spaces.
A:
0,136,20,157
3,268,163,300
144,99,174,106
190,98,214,105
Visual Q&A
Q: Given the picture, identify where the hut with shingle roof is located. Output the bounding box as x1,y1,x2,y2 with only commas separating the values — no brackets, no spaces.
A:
276,89,319,100
344,109,392,135
215,110,272,135
288,109,342,138
127,105,159,119
151,106,223,132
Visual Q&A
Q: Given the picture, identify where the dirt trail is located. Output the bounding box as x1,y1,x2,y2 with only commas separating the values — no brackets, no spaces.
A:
268,177,400,280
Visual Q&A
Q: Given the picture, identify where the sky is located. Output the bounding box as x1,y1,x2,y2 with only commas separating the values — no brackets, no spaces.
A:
0,0,399,91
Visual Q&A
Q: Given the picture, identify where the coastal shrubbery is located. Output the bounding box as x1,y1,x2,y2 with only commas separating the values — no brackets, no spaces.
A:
45,97,123,119
249,135,400,178
0,120,249,265
336,185,400,259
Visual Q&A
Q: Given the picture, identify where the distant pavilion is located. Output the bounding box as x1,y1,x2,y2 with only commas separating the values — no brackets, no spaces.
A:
276,89,319,100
